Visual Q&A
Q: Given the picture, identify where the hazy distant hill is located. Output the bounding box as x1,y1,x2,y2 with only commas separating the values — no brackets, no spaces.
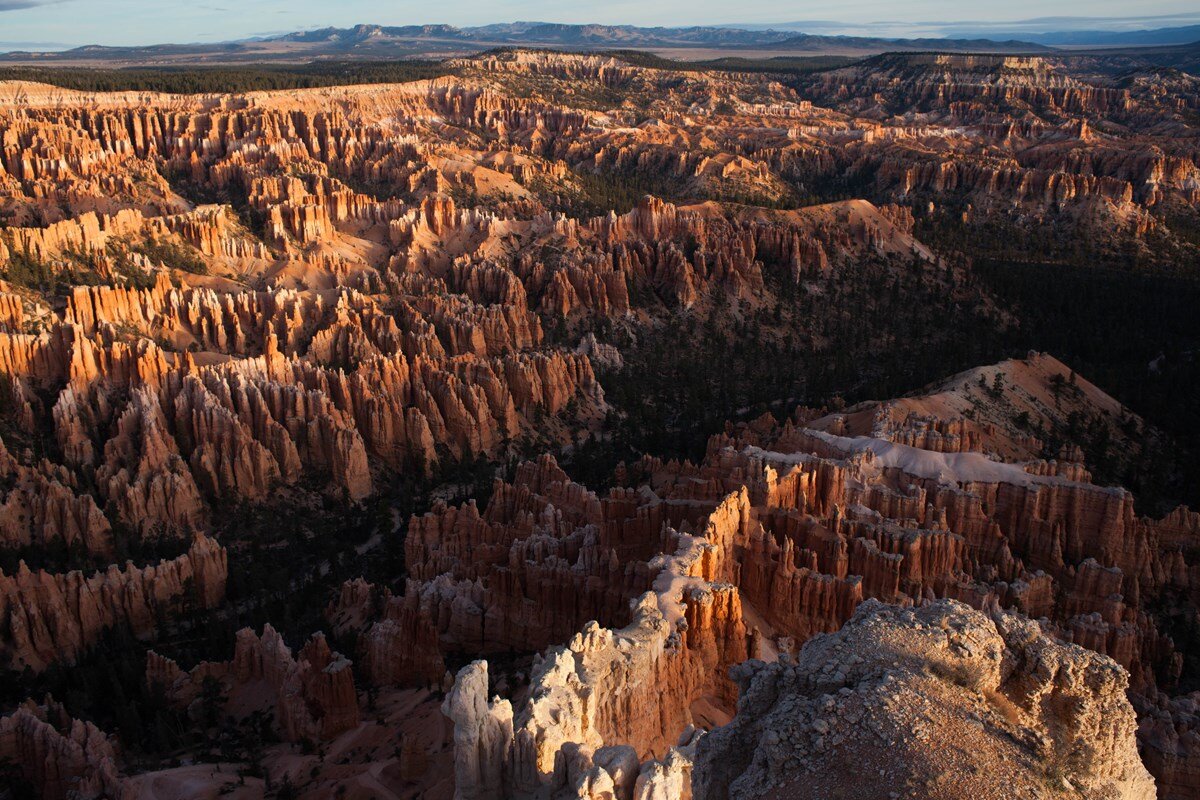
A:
1025,24,1200,47
759,20,1200,48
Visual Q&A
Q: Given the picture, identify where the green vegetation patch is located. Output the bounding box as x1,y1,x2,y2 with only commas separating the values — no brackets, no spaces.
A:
0,59,455,94
609,50,858,75
133,237,209,275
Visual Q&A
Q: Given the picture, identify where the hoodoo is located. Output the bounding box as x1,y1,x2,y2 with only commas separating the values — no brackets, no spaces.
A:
1,20,1198,800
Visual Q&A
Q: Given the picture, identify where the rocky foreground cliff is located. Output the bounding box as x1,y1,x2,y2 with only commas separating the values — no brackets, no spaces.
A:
695,598,1155,800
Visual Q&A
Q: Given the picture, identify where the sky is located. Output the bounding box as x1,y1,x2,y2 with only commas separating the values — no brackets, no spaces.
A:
0,0,1198,50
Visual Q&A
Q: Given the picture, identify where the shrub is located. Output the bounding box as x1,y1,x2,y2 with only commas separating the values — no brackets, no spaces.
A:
134,237,209,275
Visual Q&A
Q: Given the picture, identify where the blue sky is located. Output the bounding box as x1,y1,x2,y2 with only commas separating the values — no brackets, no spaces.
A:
0,1,1197,49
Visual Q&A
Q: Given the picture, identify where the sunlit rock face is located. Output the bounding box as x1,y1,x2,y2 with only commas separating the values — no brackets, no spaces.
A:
694,599,1156,800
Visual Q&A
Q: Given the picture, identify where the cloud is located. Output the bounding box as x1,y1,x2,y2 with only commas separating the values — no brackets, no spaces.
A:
0,0,60,11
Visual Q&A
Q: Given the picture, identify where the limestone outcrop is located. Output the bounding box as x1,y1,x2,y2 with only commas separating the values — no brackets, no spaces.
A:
693,599,1156,800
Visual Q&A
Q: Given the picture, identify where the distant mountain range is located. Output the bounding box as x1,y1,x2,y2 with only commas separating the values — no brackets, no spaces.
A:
271,23,1052,53
0,22,1054,63
3,20,1198,64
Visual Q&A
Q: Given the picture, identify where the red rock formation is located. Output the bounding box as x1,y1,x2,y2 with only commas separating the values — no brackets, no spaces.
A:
1139,692,1200,800
444,520,748,798
426,348,1199,797
406,455,657,653
325,578,446,688
0,534,227,671
147,624,359,743
0,436,113,556
1,52,1197,798
0,699,137,800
